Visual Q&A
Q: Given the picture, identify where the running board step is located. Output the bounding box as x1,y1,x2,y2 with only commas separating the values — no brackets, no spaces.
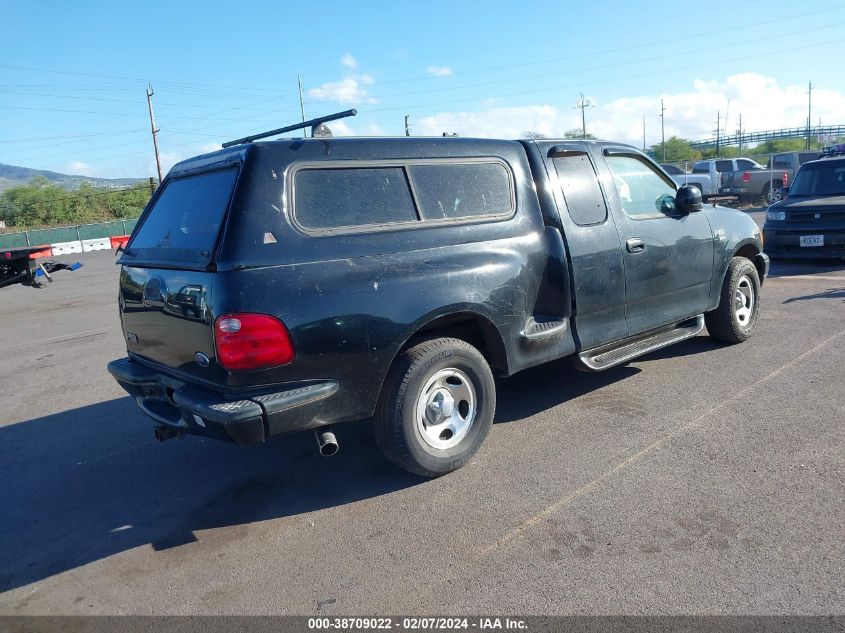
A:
576,315,704,371
521,316,568,341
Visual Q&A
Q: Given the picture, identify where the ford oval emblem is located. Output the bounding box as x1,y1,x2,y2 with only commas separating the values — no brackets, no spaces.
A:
194,352,210,367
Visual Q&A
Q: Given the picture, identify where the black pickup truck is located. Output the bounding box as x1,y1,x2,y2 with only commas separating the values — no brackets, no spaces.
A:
108,120,768,477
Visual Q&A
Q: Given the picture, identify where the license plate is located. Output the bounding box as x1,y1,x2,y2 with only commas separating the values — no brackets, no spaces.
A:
800,235,824,247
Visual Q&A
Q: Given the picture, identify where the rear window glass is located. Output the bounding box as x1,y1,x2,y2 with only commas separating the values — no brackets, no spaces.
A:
294,167,417,230
716,160,733,172
790,161,845,196
408,162,512,220
128,168,237,265
692,162,709,174
552,154,607,225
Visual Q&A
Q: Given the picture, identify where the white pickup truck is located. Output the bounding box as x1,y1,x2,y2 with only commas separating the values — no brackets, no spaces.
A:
660,163,718,200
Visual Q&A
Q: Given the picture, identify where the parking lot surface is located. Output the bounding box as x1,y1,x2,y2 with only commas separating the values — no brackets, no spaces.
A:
1,215,843,615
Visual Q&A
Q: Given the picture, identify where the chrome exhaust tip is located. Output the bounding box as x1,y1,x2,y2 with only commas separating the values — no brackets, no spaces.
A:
314,427,339,457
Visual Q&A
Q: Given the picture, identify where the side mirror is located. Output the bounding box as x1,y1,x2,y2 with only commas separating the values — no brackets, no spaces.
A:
676,184,703,214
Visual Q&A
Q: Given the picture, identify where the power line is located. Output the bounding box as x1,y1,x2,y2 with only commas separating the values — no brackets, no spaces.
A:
365,5,844,88
364,18,845,103
3,4,838,103
364,35,841,115
0,129,147,144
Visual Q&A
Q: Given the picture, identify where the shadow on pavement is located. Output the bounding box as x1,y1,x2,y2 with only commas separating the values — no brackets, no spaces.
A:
768,259,845,278
0,335,731,593
783,287,845,303
0,398,420,593
494,359,640,423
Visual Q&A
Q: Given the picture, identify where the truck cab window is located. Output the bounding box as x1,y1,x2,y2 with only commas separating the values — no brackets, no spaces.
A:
605,155,676,218
552,154,607,225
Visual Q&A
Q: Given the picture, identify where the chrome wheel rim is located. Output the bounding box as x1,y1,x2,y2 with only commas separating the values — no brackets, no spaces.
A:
415,368,477,450
734,275,755,326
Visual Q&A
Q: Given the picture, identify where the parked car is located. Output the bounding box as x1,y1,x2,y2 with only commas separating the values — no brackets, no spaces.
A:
660,163,715,200
763,154,845,259
690,158,744,199
108,119,768,477
721,152,820,203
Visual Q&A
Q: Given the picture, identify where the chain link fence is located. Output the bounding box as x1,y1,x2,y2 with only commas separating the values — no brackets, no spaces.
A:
0,218,139,249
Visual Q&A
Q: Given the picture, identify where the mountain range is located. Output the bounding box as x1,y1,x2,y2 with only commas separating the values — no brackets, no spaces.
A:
0,162,147,193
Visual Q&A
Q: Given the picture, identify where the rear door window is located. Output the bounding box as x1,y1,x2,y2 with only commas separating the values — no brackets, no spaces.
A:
552,153,608,225
293,167,417,230
127,168,237,265
716,160,734,173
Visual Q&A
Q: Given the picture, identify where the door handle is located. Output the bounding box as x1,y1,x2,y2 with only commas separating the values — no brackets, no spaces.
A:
626,238,645,253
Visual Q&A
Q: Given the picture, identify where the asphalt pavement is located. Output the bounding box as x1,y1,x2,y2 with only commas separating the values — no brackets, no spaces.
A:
0,223,843,615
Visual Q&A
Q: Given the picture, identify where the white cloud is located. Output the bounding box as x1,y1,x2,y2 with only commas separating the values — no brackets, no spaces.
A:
325,121,355,136
341,53,358,69
63,160,94,177
417,105,577,138
426,65,453,77
199,142,222,154
308,74,377,105
414,74,845,147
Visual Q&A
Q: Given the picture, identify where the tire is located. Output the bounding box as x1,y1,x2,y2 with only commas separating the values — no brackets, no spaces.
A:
374,336,496,477
705,256,761,344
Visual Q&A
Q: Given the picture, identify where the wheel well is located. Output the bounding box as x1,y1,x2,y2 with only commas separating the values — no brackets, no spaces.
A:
413,312,508,374
734,244,764,279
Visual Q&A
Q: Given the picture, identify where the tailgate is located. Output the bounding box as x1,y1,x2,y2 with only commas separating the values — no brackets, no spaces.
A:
117,166,239,381
120,266,218,380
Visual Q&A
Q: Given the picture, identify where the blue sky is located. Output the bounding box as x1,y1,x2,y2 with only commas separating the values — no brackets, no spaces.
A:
2,0,844,178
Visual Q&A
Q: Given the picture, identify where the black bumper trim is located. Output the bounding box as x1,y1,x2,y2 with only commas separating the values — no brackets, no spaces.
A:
107,357,339,444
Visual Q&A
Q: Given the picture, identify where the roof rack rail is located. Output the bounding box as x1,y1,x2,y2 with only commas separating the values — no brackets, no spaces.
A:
222,109,357,148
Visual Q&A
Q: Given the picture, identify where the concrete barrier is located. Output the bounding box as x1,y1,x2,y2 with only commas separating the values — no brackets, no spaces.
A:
27,246,53,259
82,237,112,252
50,241,83,255
110,235,130,249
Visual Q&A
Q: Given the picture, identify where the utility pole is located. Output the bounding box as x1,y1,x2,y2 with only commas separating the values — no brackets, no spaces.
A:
297,75,307,138
575,93,592,139
806,80,812,150
146,84,162,185
404,114,411,137
642,113,646,151
659,99,666,162
738,113,743,156
715,110,721,157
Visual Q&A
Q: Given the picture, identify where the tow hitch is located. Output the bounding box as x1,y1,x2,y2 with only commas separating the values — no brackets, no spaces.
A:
154,425,184,442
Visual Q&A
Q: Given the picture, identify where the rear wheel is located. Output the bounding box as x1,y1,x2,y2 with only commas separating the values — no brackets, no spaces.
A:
374,337,495,477
705,257,761,343
762,183,775,204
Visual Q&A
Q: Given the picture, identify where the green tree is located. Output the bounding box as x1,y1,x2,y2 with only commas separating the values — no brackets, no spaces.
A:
563,128,597,139
700,145,739,159
648,136,701,162
0,178,150,229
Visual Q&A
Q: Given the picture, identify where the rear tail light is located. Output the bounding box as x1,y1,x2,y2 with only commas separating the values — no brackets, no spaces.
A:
783,171,788,186
742,172,751,183
214,313,294,371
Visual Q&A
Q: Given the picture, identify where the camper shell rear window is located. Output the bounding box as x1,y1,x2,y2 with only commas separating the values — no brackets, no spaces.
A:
125,167,238,266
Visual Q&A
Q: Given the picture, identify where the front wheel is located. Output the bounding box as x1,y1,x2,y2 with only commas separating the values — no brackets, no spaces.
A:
705,256,761,343
374,337,495,477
